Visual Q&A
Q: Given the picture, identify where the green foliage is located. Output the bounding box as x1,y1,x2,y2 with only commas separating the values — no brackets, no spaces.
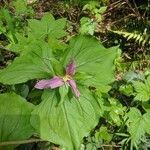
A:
0,1,35,44
0,42,54,84
0,8,18,43
83,126,112,149
9,13,67,53
83,1,107,22
105,98,126,126
124,71,145,82
12,0,34,16
95,126,112,142
133,76,150,101
63,36,118,87
28,14,67,40
125,108,150,148
0,32,118,149
0,93,34,150
119,84,134,96
111,30,150,46
79,17,96,35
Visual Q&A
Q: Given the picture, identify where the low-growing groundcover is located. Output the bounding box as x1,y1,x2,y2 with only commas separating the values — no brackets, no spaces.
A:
0,12,118,149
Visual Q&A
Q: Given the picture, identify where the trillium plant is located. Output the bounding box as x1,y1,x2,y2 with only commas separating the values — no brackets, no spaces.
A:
0,13,119,150
35,59,80,98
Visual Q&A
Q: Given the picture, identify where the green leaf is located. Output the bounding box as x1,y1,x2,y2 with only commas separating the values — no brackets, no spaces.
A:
63,35,119,87
133,76,150,101
79,17,96,35
13,0,31,14
125,108,150,145
123,71,144,82
8,32,68,54
0,93,34,150
59,84,69,104
106,98,126,126
98,6,107,14
119,84,134,96
8,13,67,53
95,126,112,142
0,42,54,85
30,87,102,149
28,13,67,40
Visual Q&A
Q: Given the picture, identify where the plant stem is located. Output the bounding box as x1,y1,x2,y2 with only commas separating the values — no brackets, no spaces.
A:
0,139,46,146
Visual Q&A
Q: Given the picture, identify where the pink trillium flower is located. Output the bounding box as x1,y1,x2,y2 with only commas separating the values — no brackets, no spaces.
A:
34,60,80,98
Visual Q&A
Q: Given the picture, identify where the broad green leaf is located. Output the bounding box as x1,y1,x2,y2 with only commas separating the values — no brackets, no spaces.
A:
0,42,54,85
133,76,150,101
63,35,119,87
28,13,67,40
0,93,34,150
30,87,103,150
125,108,150,145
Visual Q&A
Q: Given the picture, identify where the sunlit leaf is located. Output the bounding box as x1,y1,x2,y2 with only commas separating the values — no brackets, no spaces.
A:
30,87,103,149
63,35,119,87
0,42,54,84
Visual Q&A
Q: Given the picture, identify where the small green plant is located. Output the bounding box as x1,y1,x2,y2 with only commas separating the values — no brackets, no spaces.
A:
79,17,96,35
83,1,107,22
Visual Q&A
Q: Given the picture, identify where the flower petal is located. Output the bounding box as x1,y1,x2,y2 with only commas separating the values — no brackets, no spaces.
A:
35,76,64,89
66,59,76,76
67,79,80,98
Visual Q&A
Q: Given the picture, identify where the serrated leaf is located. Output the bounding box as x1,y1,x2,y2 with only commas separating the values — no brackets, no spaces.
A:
133,77,150,101
0,93,34,150
0,42,54,85
63,35,118,87
126,108,150,145
30,87,102,149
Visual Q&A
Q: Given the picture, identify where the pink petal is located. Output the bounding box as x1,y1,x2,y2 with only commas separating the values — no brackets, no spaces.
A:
66,59,76,76
67,79,80,98
35,76,64,89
